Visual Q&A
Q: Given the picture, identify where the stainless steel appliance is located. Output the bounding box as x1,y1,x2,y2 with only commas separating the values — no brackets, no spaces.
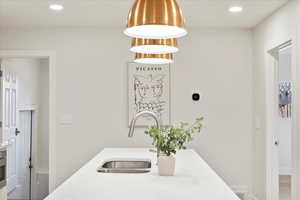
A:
0,149,6,188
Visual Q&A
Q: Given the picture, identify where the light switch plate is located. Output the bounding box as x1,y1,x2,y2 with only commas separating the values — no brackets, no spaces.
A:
254,115,261,130
59,114,73,125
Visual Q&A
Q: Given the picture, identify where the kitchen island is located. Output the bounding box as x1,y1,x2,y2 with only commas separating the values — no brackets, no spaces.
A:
45,148,240,200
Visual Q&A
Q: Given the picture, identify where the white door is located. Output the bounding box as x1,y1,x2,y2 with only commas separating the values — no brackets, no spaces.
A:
1,63,18,194
14,111,32,199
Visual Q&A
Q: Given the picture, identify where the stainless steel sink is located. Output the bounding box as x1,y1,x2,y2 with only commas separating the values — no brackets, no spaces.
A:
97,159,151,173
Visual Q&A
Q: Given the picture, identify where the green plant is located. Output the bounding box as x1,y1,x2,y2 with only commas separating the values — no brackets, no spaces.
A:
145,117,204,156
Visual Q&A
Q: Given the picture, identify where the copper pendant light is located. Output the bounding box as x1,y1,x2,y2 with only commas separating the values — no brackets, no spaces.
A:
134,53,173,64
124,0,187,39
131,38,178,54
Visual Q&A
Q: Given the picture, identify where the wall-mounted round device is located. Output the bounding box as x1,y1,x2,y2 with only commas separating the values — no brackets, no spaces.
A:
192,93,200,101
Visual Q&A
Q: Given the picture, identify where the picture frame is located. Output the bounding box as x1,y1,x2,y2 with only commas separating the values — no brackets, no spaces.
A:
127,62,171,127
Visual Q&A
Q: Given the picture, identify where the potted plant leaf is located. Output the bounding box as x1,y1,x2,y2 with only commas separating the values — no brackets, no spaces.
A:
145,117,204,176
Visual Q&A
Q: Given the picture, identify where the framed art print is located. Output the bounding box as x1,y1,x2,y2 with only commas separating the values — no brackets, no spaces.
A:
128,62,171,126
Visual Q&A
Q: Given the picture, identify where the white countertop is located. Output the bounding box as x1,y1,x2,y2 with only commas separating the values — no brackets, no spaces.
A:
45,148,240,200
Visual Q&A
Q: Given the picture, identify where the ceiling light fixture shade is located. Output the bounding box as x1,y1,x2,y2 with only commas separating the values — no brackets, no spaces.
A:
134,53,173,64
125,0,187,39
131,38,178,54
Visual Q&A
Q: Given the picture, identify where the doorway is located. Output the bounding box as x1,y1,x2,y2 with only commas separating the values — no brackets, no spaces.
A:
9,110,34,200
0,58,50,200
266,41,296,200
0,50,56,198
277,45,292,200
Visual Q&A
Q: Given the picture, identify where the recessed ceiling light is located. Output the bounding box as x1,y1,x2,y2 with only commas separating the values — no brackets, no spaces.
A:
49,4,64,11
228,6,243,13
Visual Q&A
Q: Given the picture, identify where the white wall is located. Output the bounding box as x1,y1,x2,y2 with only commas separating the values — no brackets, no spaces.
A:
36,59,50,199
175,29,253,192
38,59,49,172
278,47,292,81
0,28,254,194
253,1,299,200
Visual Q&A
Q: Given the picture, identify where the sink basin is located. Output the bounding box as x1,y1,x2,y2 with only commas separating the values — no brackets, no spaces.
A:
97,159,151,173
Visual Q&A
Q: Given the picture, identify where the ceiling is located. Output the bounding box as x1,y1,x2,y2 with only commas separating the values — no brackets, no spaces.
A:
0,0,289,29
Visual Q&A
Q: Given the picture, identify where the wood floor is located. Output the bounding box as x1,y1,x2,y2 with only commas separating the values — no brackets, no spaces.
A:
280,175,291,200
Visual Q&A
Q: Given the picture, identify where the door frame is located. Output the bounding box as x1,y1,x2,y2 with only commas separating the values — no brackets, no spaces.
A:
0,50,56,192
265,40,297,200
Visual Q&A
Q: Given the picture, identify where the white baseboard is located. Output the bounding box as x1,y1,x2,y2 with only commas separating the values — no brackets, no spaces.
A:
231,185,248,199
279,167,293,175
230,185,259,200
231,185,248,193
7,185,22,199
247,194,259,200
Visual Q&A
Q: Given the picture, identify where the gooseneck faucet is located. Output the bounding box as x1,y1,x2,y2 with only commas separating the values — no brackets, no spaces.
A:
128,110,161,157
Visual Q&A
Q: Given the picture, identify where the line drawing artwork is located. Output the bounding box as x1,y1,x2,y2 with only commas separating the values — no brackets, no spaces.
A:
133,74,165,118
128,63,170,126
